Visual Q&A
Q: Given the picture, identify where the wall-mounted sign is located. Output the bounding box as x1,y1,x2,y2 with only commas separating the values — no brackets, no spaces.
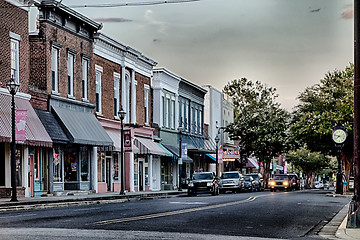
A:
15,109,27,142
181,143,187,158
124,130,132,152
221,148,240,159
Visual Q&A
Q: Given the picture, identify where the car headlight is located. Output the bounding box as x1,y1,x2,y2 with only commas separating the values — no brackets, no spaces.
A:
188,182,194,187
207,182,213,186
283,181,289,186
270,181,275,186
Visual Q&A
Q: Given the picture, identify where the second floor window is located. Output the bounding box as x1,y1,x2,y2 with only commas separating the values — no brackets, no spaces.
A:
67,53,74,97
114,73,120,117
82,58,88,100
95,65,103,113
51,46,59,92
10,37,19,84
144,86,149,125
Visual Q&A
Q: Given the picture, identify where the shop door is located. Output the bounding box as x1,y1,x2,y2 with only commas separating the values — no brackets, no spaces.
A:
106,156,112,191
139,161,144,191
29,154,34,197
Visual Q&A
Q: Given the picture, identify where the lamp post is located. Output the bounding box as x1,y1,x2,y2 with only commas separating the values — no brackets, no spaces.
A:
118,106,126,195
215,135,220,177
178,127,183,191
7,78,20,202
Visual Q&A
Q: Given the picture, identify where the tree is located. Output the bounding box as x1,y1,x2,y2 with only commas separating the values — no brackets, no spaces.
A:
286,147,331,188
223,78,290,183
290,64,354,189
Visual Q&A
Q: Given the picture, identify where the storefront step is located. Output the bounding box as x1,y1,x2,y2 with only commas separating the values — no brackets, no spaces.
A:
64,190,91,196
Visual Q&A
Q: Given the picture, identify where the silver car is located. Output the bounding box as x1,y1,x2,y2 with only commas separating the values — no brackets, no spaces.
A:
219,171,244,193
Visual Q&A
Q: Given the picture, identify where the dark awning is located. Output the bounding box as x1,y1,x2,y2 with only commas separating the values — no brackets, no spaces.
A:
35,109,69,144
0,92,52,147
52,106,113,146
163,144,193,163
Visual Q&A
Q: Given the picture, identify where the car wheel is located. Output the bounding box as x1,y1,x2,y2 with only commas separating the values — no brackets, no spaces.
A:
212,186,216,196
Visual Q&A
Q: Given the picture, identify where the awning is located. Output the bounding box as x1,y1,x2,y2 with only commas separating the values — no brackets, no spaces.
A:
245,158,259,169
156,143,173,157
35,109,69,144
134,137,167,156
163,144,194,163
105,129,139,153
52,106,113,146
0,92,52,147
206,154,216,162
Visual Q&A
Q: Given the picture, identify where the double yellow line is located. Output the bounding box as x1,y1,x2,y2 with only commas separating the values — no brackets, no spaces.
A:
94,196,258,225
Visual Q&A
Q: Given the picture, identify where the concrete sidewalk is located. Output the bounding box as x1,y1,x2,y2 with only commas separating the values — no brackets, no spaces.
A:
0,190,187,211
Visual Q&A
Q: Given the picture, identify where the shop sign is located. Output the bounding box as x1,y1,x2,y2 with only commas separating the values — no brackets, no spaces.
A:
124,130,132,152
222,148,240,159
181,143,187,158
15,109,27,142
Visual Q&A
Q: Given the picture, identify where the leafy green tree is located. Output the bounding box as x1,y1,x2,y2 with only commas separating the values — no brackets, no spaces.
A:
223,78,290,182
290,64,354,189
286,147,331,188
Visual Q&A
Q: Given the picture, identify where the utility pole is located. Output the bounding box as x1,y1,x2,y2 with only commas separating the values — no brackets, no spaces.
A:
349,0,360,227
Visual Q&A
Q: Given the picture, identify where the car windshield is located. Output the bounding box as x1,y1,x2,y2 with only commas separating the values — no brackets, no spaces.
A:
248,174,258,179
222,173,239,179
193,173,213,180
244,176,252,181
273,175,288,180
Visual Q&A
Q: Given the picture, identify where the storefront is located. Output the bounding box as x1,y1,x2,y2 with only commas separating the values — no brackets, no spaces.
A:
0,90,52,198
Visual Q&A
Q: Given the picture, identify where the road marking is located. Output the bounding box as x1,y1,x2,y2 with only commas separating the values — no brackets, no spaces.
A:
169,201,208,205
0,213,37,218
94,196,259,225
74,207,101,212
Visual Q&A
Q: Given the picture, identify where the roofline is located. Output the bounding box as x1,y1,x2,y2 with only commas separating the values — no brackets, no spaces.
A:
153,68,182,81
180,77,207,94
35,0,103,30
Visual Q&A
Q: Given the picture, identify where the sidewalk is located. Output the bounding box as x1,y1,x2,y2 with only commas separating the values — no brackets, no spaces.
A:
320,192,360,240
0,190,187,212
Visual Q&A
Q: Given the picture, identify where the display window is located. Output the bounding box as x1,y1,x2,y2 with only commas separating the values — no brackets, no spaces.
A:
64,149,77,182
53,148,62,182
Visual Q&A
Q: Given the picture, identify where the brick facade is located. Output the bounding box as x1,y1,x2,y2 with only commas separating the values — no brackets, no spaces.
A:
0,0,29,93
91,54,122,119
29,22,94,110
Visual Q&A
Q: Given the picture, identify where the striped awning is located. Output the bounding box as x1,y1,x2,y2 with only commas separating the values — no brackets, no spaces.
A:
134,137,168,156
0,91,52,147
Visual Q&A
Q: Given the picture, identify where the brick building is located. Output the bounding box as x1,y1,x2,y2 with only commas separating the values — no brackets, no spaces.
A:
29,1,113,194
0,0,52,198
93,33,170,193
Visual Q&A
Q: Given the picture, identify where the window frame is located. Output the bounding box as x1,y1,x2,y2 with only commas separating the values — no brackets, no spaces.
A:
51,43,61,93
95,65,103,114
144,84,150,125
114,72,120,117
10,32,20,84
67,52,75,97
81,57,89,101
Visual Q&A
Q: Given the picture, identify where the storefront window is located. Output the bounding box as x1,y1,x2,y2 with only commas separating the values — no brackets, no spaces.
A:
64,150,77,182
16,146,22,186
53,149,62,182
97,151,105,182
113,153,119,181
145,158,149,186
80,148,89,181
134,158,138,186
34,148,40,180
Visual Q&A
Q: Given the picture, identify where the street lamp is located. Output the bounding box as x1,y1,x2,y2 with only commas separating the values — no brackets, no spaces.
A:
178,127,183,191
7,77,20,202
214,135,220,177
118,106,126,195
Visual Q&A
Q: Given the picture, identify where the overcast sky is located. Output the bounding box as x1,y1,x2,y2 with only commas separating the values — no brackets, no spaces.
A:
30,0,354,110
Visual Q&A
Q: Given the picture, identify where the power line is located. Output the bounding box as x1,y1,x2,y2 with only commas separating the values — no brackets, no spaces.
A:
68,0,200,8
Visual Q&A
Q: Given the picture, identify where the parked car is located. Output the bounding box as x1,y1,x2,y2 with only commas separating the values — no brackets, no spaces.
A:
243,175,255,192
245,173,264,191
314,181,324,189
188,172,220,196
287,174,300,190
219,171,244,193
269,174,291,191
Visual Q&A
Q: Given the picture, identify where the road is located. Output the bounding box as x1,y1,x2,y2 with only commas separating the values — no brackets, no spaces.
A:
0,189,350,240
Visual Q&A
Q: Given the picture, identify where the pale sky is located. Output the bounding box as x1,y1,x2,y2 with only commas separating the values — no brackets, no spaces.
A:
30,0,354,110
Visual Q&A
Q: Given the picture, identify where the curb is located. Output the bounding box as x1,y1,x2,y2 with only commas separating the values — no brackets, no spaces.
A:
0,191,186,212
318,202,350,239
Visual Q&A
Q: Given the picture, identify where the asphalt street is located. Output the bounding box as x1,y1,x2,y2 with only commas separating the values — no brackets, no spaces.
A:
0,190,350,240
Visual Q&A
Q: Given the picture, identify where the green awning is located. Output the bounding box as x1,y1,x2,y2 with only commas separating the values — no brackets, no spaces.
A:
52,106,113,146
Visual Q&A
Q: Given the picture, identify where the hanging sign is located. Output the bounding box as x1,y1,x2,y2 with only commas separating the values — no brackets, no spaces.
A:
181,143,187,158
124,130,132,152
15,109,27,142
